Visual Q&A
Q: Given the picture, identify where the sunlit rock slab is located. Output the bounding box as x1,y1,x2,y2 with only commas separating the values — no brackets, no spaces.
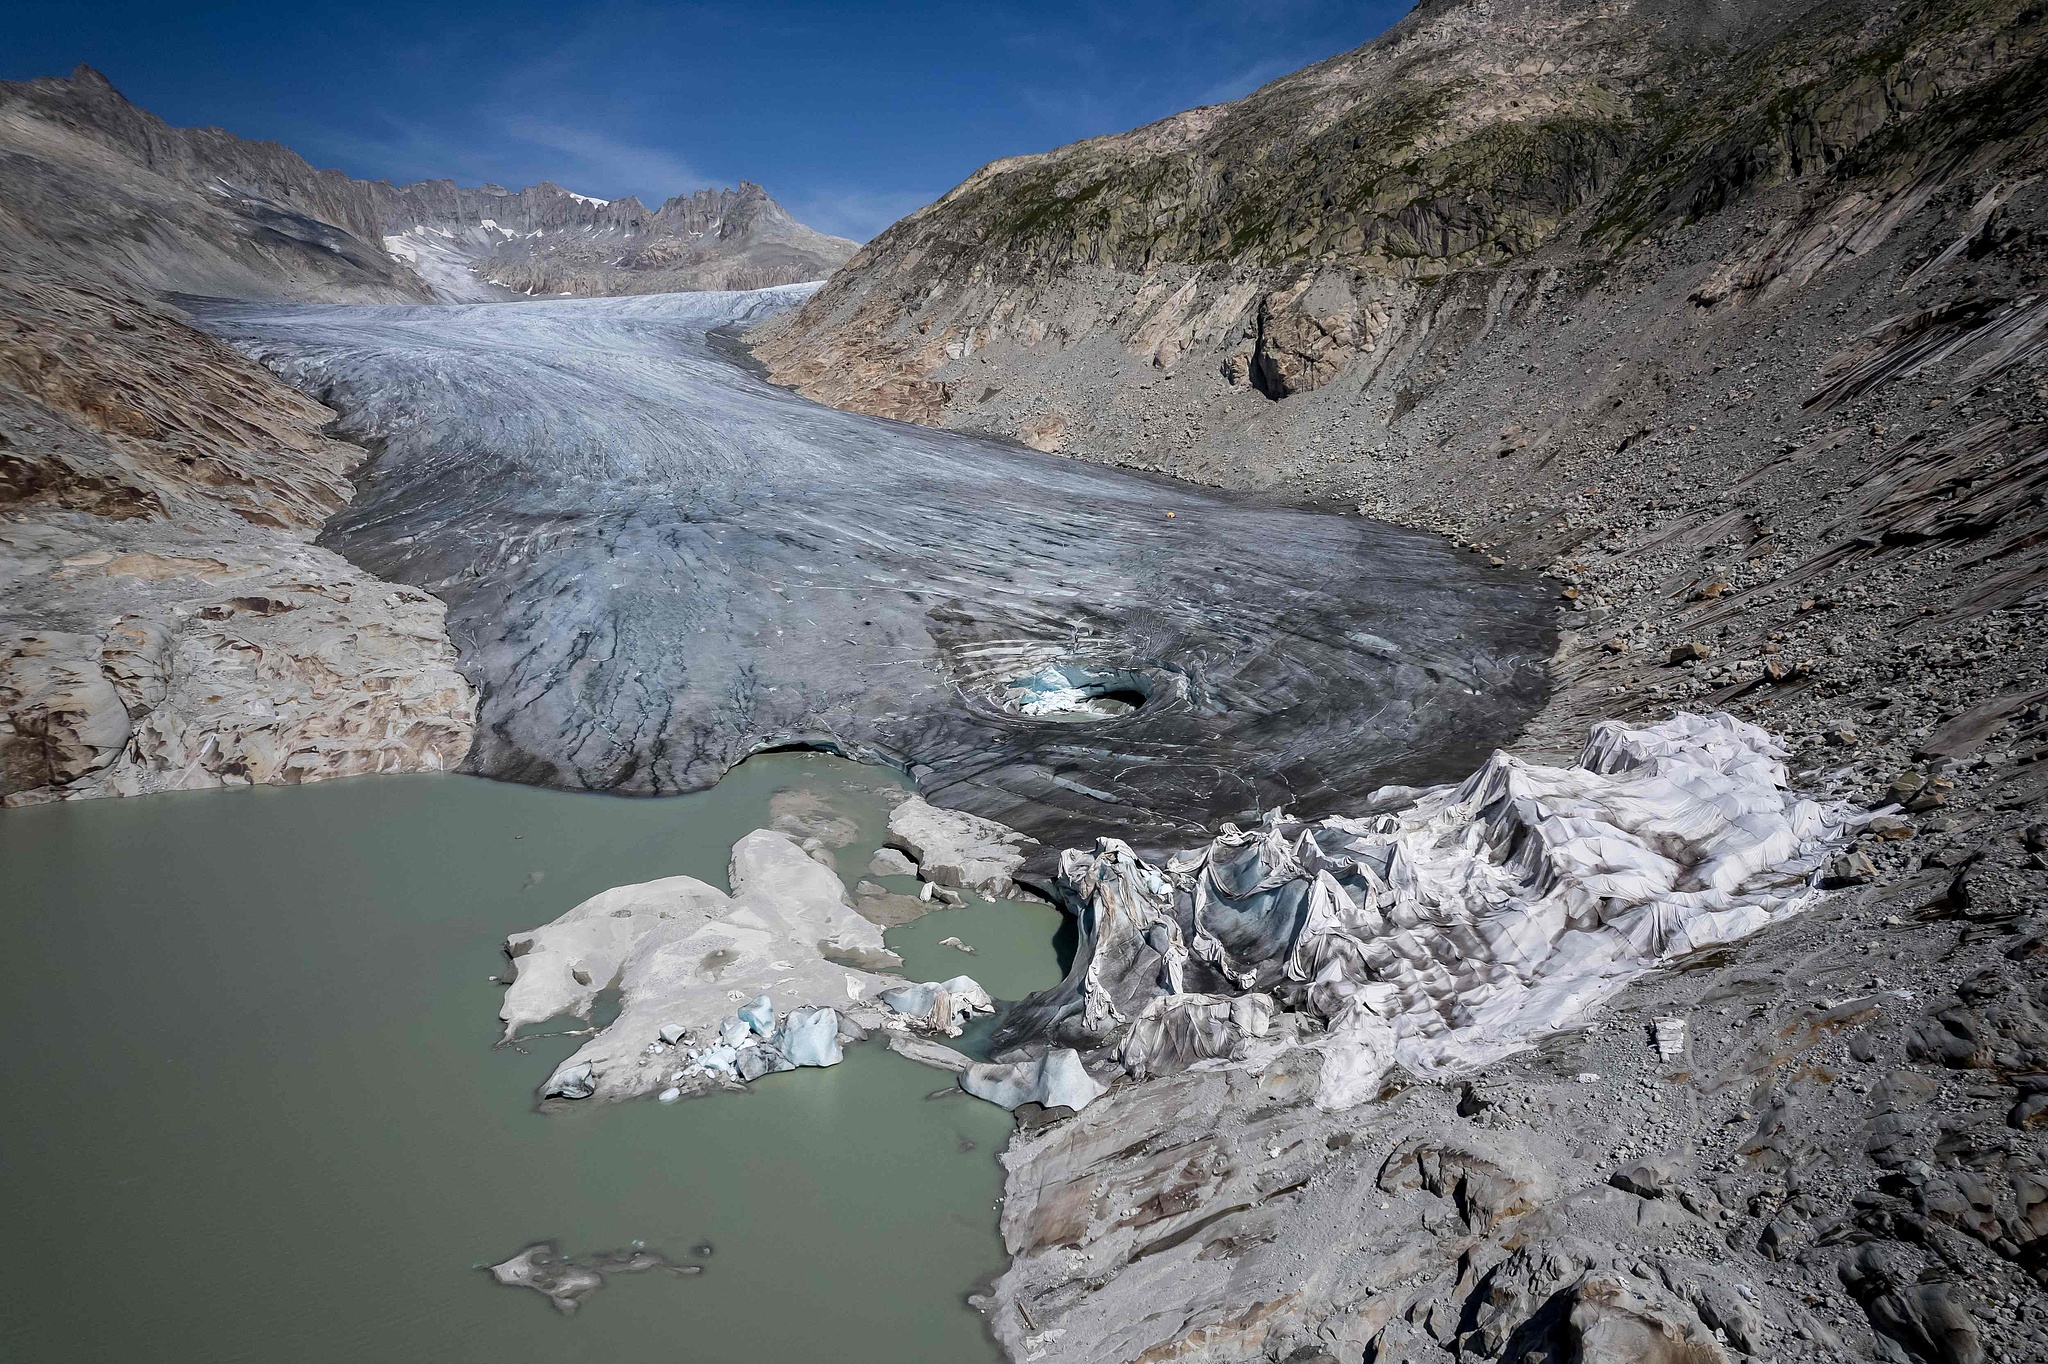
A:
198,289,1554,846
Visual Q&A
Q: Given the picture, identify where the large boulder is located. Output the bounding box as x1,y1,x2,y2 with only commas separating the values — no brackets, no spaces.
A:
885,795,1036,899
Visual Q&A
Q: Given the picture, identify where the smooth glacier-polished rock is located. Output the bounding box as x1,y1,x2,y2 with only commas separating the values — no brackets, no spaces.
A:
197,288,1553,846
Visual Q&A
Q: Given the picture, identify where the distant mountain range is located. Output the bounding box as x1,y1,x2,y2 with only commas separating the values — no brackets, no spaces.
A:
0,66,856,303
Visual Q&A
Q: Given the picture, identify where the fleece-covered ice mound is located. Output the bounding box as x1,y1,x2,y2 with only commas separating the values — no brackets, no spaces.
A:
991,713,1862,1111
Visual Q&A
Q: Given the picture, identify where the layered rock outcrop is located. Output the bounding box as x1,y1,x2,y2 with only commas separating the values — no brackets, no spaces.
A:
0,271,475,804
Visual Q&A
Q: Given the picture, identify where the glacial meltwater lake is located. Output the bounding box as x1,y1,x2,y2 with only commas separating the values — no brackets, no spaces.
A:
0,755,1064,1364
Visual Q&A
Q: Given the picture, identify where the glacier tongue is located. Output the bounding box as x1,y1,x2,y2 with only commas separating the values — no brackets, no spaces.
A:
193,288,1553,849
992,713,1862,1110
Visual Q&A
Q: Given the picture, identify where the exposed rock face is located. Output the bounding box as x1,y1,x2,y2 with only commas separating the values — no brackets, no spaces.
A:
0,271,475,804
757,0,2045,430
0,67,854,305
382,180,858,300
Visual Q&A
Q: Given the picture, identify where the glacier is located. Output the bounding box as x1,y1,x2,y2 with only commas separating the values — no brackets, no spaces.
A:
194,286,1553,847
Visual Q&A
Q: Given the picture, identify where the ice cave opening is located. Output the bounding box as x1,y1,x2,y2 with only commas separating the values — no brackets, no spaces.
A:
1001,664,1156,722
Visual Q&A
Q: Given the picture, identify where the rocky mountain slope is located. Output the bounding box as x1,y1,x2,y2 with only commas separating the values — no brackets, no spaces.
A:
0,66,854,304
0,268,476,804
379,180,857,300
751,1,2048,1359
0,69,492,804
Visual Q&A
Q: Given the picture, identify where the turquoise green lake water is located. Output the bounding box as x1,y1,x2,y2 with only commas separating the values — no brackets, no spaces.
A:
0,756,1064,1364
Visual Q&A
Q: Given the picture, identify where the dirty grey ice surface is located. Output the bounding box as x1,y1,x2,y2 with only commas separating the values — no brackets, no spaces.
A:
196,287,1554,848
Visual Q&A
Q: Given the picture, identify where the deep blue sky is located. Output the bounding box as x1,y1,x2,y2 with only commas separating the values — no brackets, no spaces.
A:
6,1,1410,240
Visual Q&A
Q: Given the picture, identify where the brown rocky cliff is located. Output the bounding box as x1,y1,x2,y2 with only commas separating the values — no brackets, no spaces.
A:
0,270,476,804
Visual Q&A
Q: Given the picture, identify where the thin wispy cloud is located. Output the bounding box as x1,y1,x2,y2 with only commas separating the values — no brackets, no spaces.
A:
1196,57,1301,107
782,186,943,243
501,117,703,201
297,117,513,188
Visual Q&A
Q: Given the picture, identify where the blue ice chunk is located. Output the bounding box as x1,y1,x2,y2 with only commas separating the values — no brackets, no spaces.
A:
781,1008,844,1067
880,982,941,1017
693,1043,739,1077
738,994,775,1034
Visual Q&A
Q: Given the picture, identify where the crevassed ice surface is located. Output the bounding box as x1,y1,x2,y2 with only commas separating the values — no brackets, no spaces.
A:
197,288,1554,847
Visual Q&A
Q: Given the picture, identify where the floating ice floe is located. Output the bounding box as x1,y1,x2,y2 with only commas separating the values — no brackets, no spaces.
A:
881,976,995,1036
989,713,1863,1112
496,828,901,1102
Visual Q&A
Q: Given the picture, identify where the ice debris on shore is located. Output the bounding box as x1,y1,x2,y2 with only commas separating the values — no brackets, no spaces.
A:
666,996,852,1084
880,975,994,1036
994,713,1862,1112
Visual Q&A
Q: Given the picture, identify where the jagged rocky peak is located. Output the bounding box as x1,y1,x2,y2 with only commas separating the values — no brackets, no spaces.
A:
0,64,856,304
376,173,857,301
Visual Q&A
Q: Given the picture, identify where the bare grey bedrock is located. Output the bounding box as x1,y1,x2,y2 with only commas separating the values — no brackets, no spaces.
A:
200,288,1553,847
